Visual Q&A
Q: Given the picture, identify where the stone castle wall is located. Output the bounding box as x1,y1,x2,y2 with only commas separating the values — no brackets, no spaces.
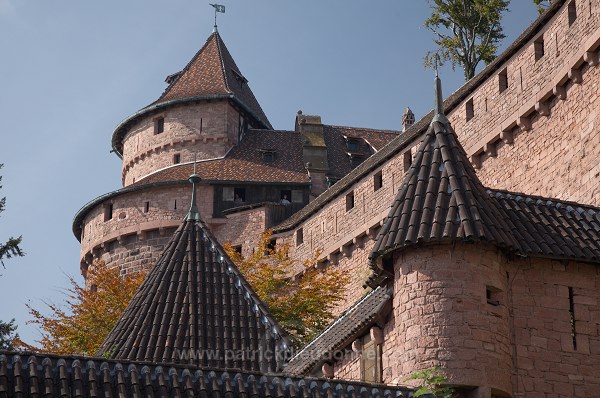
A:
329,244,600,397
121,101,242,186
79,184,215,274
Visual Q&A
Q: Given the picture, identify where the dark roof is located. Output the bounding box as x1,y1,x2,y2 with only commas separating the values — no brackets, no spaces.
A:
284,287,392,376
369,120,520,264
491,189,600,262
324,126,398,180
156,32,270,129
135,130,310,186
272,0,568,234
0,353,414,398
97,214,292,372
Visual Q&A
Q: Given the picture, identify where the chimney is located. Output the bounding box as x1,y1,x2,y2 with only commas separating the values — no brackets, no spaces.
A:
295,111,329,198
402,107,415,132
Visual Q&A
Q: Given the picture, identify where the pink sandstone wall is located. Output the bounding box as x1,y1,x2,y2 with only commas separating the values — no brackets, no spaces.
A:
328,243,600,397
449,0,600,205
216,207,267,256
121,101,242,186
507,257,600,397
384,243,512,396
79,184,216,274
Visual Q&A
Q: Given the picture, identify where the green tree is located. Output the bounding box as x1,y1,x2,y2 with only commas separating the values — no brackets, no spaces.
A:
0,319,19,350
406,367,455,398
224,230,349,346
424,0,510,81
0,164,24,267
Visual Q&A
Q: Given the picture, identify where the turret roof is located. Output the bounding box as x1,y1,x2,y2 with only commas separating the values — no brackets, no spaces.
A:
157,31,271,129
97,179,291,372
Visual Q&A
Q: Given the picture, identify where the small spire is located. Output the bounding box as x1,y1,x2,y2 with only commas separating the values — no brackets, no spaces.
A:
186,157,201,222
432,61,449,125
402,107,415,132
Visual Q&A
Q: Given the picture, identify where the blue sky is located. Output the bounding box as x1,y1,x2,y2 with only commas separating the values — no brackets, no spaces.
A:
0,1,538,345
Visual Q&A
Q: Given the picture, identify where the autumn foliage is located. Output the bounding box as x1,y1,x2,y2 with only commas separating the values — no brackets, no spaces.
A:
17,261,146,355
224,230,349,346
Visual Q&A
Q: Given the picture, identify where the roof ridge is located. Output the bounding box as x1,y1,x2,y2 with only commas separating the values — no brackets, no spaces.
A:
325,124,399,134
214,31,233,94
489,188,600,212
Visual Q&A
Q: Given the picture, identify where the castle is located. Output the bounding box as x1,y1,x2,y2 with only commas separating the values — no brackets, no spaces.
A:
1,1,598,397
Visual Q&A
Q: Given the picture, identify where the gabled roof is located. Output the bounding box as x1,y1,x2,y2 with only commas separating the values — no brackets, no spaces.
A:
156,31,270,129
98,179,291,372
134,130,309,186
0,353,414,398
284,286,392,376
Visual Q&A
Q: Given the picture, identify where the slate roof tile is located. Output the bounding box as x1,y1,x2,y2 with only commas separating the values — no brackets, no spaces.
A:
0,353,413,398
284,286,392,376
97,200,292,372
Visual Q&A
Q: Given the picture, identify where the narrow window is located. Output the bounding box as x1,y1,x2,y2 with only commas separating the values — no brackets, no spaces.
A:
569,287,577,350
296,228,304,246
291,189,304,203
200,117,203,133
263,152,275,162
374,171,383,191
173,153,181,164
265,238,276,254
466,98,474,121
232,245,242,255
155,117,165,134
173,199,177,210
144,201,150,213
568,0,577,26
486,286,500,306
534,35,545,61
360,334,381,383
499,68,508,93
403,151,412,172
346,191,355,211
104,203,113,222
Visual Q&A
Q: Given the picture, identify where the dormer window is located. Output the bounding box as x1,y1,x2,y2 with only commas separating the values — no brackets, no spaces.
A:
259,149,276,163
346,138,360,152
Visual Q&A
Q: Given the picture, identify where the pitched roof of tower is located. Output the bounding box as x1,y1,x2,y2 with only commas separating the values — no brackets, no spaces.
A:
368,75,520,282
98,177,291,372
156,31,271,129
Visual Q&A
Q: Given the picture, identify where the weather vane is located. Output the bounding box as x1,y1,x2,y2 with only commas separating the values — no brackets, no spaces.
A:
210,3,226,32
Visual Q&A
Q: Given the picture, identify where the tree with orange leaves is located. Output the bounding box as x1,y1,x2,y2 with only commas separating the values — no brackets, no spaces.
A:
224,230,349,346
17,261,146,356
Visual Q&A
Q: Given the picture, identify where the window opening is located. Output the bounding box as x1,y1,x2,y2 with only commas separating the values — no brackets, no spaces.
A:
280,190,291,205
374,171,383,191
499,68,508,93
534,35,545,60
173,153,181,164
346,191,355,211
104,204,113,222
466,98,474,121
568,0,577,25
403,151,412,172
360,333,381,383
155,117,165,134
296,228,304,246
144,201,150,213
569,286,577,350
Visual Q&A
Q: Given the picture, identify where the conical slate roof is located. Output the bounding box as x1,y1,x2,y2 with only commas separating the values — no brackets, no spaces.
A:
368,75,519,275
98,176,290,372
157,31,271,129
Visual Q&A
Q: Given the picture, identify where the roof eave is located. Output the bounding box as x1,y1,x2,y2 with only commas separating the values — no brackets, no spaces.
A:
111,94,272,157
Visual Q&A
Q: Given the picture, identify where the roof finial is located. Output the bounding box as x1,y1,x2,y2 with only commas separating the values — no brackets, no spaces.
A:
186,154,201,222
210,3,226,32
432,56,449,125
